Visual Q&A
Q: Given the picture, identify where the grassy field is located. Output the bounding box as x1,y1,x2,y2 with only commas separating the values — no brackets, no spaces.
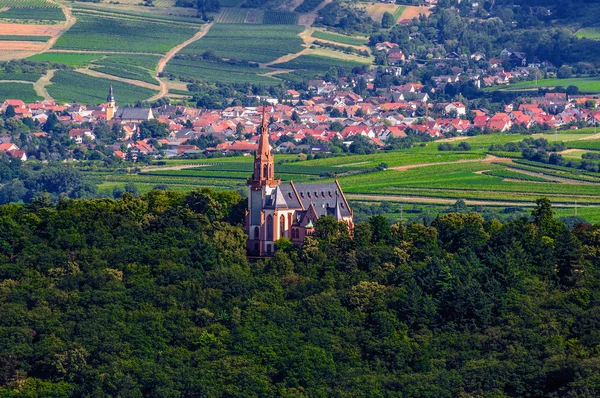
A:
393,5,406,21
54,15,199,53
576,27,600,39
0,6,64,21
90,131,600,224
0,82,41,102
263,11,298,25
486,77,600,93
311,30,367,46
0,72,42,82
0,36,51,42
26,52,103,67
89,54,161,84
180,24,304,63
163,57,278,84
47,70,157,104
272,54,368,75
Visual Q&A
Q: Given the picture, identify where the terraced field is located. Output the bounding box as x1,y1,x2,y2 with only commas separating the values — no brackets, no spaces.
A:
163,57,278,84
47,70,157,104
0,82,41,102
54,15,199,53
91,132,600,225
179,24,304,63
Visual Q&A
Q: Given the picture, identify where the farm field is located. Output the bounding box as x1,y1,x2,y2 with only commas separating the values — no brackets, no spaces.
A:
361,3,404,23
26,52,103,67
486,77,600,93
0,72,42,81
311,30,367,46
53,15,199,53
0,82,41,102
0,36,51,42
180,24,304,64
0,6,65,21
47,70,157,104
263,11,298,25
163,57,278,84
272,54,368,74
95,131,600,224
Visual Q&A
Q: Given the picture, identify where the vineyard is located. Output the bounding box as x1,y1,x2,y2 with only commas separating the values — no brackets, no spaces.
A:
53,15,199,53
0,6,65,21
0,82,41,102
26,52,103,67
0,36,51,42
0,0,56,6
0,72,42,82
262,11,298,25
180,24,304,63
163,57,277,84
271,54,367,74
47,71,157,104
311,31,367,46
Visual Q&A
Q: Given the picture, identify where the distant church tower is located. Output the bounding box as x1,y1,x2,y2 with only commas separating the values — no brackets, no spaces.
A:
245,107,354,257
246,108,281,255
106,86,116,121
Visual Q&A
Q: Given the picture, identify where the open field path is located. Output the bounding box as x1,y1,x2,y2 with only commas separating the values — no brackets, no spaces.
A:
389,154,512,171
39,0,76,55
258,69,293,77
346,194,600,208
262,48,310,68
576,132,600,140
0,80,35,84
138,164,211,172
33,69,55,100
75,68,160,91
150,22,213,101
298,0,332,28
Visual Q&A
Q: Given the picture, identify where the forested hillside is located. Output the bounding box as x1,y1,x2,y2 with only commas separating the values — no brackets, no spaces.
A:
0,191,599,396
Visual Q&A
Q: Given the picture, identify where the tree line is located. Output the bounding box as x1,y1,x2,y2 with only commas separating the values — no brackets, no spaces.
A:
0,191,598,396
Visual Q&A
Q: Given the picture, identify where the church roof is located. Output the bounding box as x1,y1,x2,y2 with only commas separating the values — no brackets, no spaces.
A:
115,107,153,120
293,182,351,218
265,181,352,219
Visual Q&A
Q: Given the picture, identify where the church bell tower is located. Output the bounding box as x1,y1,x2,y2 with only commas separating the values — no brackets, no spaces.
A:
246,106,280,256
106,86,116,121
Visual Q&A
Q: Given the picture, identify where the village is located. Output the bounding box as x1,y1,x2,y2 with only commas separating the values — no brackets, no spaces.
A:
0,60,598,163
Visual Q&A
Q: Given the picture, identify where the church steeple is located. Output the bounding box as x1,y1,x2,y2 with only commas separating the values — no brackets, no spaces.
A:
106,86,116,121
248,106,278,189
107,86,115,103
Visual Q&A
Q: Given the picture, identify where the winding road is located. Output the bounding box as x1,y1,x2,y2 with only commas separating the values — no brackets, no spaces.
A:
149,22,214,101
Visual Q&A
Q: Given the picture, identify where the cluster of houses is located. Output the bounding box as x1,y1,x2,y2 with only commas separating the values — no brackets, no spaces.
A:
1,79,599,161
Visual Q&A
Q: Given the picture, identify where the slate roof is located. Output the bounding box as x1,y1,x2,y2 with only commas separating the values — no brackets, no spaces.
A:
265,182,351,218
115,108,153,120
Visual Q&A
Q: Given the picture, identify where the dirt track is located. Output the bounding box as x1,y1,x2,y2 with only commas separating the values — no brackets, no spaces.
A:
76,68,160,90
150,22,213,101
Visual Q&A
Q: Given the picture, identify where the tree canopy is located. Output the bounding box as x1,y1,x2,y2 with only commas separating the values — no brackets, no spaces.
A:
0,191,599,396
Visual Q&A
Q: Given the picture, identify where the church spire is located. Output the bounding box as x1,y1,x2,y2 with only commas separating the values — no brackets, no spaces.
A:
248,104,279,188
107,85,115,103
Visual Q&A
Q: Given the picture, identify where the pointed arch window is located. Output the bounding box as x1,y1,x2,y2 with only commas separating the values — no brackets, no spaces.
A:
267,215,273,240
263,165,268,179
254,226,260,240
280,215,285,238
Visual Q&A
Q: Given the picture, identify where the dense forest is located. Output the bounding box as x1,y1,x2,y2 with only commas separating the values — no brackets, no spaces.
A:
0,190,599,396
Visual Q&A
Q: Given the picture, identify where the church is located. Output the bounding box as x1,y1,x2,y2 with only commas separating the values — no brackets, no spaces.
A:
246,110,354,256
